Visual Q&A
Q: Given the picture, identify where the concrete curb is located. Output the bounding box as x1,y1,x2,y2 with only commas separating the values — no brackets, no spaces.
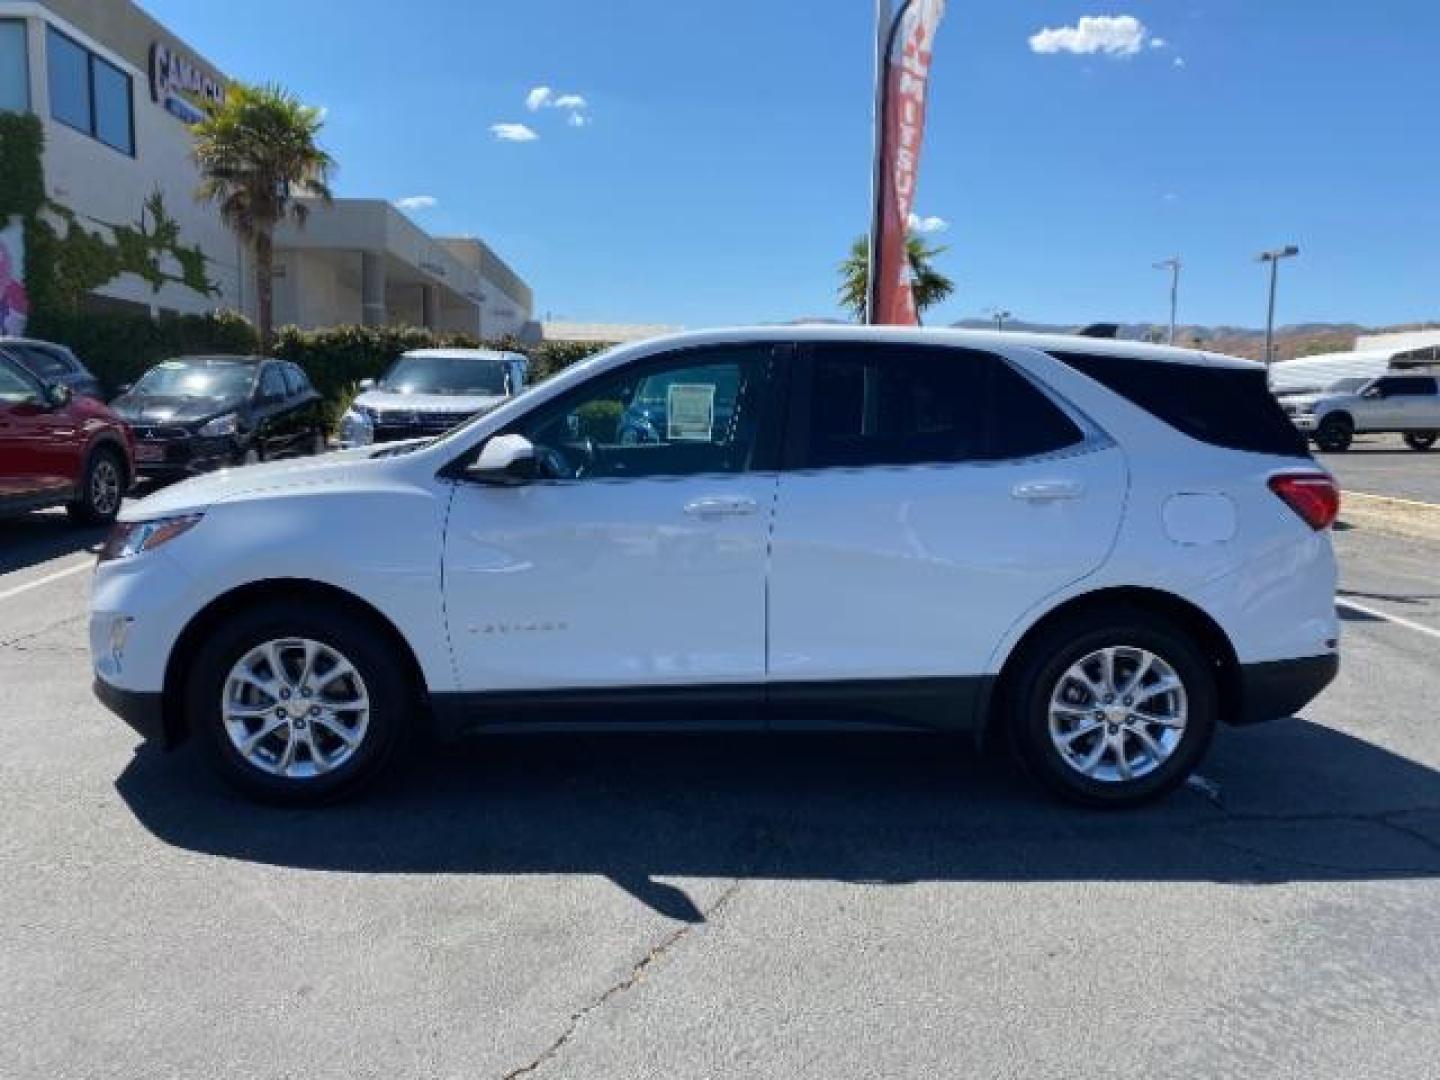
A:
1339,490,1440,542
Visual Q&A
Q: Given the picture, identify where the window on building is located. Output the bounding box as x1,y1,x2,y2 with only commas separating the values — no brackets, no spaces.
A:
0,20,29,112
46,26,133,155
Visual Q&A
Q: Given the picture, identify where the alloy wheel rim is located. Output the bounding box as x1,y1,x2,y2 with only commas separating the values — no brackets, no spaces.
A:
221,637,370,779
91,460,120,515
1047,646,1187,783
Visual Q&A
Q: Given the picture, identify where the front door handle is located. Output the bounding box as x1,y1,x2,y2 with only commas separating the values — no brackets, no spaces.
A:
1012,479,1084,502
684,496,759,517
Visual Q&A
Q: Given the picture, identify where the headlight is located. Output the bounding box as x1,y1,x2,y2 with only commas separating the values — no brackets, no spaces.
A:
199,412,238,437
98,514,204,563
339,407,375,446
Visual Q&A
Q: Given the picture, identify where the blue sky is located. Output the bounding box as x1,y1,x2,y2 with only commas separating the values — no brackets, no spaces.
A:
141,0,1439,330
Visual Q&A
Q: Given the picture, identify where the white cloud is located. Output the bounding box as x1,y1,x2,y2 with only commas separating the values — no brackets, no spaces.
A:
1150,37,1168,49
1174,56,1187,68
525,86,552,111
908,213,949,234
491,123,539,142
567,112,590,128
395,195,437,212
1029,15,1149,57
553,93,587,110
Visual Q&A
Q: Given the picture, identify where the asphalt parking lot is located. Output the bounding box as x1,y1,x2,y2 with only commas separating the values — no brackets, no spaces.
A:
1318,433,1440,503
3,505,1439,1078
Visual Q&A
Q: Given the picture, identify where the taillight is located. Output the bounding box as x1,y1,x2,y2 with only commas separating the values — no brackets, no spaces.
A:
1268,473,1340,530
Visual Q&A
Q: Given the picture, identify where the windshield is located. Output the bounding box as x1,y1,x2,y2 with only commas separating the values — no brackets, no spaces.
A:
132,360,255,400
380,355,510,396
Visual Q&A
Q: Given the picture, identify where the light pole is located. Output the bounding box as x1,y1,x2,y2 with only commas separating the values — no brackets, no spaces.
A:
1153,256,1181,345
1257,245,1300,365
985,307,1012,331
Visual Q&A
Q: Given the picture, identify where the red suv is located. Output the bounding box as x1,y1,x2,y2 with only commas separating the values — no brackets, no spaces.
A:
0,347,134,525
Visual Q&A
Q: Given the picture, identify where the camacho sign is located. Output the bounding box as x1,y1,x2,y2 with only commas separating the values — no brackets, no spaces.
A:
149,42,224,124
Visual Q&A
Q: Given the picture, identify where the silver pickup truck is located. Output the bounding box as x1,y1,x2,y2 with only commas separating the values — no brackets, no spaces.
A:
1281,373,1440,452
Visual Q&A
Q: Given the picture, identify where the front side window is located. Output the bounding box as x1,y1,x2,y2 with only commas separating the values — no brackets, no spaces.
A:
11,345,71,381
0,356,41,404
46,27,133,155
0,20,29,112
259,366,287,400
507,346,776,481
803,344,1084,469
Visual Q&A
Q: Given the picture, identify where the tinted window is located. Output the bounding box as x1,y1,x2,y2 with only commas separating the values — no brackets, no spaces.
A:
1053,352,1309,458
12,346,73,381
47,28,89,132
92,55,133,154
0,20,28,112
509,346,775,480
46,28,133,155
0,356,41,403
260,366,287,399
281,364,305,396
1376,376,1437,397
803,344,1083,469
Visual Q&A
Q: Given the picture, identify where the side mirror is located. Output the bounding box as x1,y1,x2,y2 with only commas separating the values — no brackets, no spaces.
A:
468,433,537,485
45,383,73,409
358,378,376,391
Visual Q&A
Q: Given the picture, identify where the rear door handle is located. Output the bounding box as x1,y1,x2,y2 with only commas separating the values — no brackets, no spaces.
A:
684,496,759,517
1012,479,1084,502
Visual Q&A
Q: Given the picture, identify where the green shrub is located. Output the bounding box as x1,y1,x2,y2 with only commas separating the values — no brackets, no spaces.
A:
574,399,622,441
26,309,259,394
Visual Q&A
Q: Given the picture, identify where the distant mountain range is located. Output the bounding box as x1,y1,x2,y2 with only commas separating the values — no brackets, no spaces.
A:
948,319,1439,362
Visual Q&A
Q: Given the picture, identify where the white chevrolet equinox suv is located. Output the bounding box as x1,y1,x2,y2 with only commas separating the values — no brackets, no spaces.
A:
91,328,1341,808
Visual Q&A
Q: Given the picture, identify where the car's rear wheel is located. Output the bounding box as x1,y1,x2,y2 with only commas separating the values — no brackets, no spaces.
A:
186,602,411,804
1404,431,1437,451
66,445,125,525
1007,609,1218,808
1314,414,1354,452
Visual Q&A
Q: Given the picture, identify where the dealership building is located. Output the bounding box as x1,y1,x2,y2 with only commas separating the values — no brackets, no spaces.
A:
0,0,534,337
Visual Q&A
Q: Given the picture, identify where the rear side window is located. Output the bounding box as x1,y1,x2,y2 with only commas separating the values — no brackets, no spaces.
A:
282,364,309,395
1051,351,1310,458
1375,376,1437,397
803,344,1084,469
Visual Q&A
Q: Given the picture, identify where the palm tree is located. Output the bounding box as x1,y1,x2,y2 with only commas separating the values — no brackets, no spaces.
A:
838,234,955,323
191,82,334,349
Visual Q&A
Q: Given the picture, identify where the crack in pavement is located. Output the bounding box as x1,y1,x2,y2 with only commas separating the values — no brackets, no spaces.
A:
0,614,85,651
499,877,747,1080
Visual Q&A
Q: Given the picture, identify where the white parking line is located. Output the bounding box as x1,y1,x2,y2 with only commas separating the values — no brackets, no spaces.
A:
0,560,93,604
1345,490,1440,511
1337,598,1440,642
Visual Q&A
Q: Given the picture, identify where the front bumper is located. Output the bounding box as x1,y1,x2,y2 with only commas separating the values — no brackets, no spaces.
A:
131,433,242,477
1232,653,1339,725
93,676,169,745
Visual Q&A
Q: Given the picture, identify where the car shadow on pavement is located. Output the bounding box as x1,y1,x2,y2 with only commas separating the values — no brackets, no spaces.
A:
0,512,107,575
114,719,1440,921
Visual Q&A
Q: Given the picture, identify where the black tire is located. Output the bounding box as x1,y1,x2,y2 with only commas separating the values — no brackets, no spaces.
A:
65,445,126,525
186,601,412,805
1404,431,1437,451
1314,414,1354,453
1006,608,1218,809
310,429,328,456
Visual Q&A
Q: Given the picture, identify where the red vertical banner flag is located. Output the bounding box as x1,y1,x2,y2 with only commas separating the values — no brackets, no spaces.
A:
870,0,945,325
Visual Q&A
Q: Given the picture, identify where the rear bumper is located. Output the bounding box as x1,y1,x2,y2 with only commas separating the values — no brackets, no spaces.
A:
1232,653,1339,725
93,676,169,745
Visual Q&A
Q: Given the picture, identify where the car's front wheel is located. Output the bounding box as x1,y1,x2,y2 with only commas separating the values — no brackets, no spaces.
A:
186,602,411,804
66,445,125,525
1404,431,1437,451
1007,609,1218,808
1314,414,1354,452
